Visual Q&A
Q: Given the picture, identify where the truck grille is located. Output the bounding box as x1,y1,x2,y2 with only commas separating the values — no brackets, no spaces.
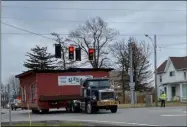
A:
100,92,114,100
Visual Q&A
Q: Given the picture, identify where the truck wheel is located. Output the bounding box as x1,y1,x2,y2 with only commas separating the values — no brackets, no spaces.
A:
41,109,49,114
86,102,95,114
66,105,72,113
71,103,80,113
32,109,39,114
110,106,117,113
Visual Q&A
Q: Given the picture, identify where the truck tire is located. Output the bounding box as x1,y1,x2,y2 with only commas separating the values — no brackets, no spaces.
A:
32,109,40,114
66,105,72,113
41,109,49,114
71,102,80,113
110,106,117,113
86,102,95,114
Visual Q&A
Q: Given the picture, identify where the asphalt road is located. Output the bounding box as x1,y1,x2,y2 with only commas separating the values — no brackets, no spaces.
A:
1,106,187,126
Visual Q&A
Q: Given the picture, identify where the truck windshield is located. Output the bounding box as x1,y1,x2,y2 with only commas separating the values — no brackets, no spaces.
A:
88,80,110,89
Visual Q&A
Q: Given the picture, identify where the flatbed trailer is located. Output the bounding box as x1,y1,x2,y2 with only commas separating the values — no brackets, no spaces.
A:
16,68,118,114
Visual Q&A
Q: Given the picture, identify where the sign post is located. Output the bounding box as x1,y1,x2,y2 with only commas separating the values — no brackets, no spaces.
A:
8,84,12,126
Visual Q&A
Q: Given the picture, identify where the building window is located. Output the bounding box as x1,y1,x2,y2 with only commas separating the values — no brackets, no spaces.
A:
170,71,175,77
184,72,186,79
159,75,162,82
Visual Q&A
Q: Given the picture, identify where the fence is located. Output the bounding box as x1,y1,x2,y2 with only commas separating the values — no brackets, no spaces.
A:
118,91,155,104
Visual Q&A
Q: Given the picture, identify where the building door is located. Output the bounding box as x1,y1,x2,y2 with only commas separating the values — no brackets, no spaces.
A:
164,87,167,94
171,86,176,98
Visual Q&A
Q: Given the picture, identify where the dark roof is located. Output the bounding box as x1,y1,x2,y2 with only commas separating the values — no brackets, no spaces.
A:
15,68,114,79
157,60,167,73
157,56,187,73
170,56,187,70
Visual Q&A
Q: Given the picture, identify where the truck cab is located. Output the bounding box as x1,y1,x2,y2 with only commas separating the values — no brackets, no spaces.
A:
78,78,118,114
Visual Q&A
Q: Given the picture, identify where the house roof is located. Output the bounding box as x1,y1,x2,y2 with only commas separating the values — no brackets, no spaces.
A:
170,56,187,70
16,68,114,79
157,56,187,73
157,60,167,73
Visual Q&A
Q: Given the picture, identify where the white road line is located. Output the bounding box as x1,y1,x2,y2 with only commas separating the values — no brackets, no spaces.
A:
64,119,160,126
161,114,186,117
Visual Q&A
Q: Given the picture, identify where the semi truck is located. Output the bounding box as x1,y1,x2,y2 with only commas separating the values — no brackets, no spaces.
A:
16,68,118,114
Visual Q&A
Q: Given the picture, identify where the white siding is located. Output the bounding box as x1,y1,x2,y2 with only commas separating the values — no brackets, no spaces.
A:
156,57,187,101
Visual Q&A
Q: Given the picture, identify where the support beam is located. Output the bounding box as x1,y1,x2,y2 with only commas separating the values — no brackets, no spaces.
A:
180,84,183,102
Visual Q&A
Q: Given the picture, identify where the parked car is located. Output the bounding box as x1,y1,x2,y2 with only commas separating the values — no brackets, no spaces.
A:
10,99,22,110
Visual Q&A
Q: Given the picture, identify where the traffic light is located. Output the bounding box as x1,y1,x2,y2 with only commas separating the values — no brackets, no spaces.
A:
88,48,94,60
75,47,81,61
55,44,61,58
69,46,74,60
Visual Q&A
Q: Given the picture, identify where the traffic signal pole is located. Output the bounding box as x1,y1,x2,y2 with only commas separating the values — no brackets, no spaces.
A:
129,41,135,105
154,35,158,107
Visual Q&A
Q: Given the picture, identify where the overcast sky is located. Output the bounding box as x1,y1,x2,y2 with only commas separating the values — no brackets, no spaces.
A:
1,1,186,84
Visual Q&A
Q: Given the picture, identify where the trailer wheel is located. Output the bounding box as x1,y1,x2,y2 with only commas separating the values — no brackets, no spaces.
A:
41,109,49,114
86,102,95,114
110,106,117,113
71,102,80,113
66,105,72,113
32,109,39,114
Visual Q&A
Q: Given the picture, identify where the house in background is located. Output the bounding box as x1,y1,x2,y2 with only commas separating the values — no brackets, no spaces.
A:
157,56,187,102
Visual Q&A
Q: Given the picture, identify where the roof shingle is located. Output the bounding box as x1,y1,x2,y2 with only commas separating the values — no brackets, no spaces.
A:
157,56,187,73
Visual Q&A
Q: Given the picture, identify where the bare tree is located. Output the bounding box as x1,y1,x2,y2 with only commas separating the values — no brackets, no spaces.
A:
69,16,118,68
110,39,130,103
8,75,20,98
51,33,77,70
1,83,9,108
110,37,153,92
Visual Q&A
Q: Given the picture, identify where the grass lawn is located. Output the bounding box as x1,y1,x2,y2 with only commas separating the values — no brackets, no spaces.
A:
119,102,187,108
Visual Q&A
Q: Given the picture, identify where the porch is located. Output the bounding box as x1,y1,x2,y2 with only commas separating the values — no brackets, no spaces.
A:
160,82,187,102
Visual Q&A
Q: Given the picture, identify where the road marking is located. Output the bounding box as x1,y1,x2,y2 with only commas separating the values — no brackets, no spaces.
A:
64,118,160,126
161,114,186,116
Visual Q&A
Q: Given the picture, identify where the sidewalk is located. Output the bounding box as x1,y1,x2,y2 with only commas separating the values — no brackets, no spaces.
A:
1,108,8,114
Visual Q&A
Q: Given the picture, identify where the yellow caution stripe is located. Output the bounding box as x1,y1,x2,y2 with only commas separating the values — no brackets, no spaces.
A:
97,100,118,106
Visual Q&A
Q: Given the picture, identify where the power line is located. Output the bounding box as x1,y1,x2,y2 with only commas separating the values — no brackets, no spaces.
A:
159,43,187,46
158,47,186,50
2,5,186,12
1,22,186,50
1,22,56,41
1,33,186,37
2,17,185,24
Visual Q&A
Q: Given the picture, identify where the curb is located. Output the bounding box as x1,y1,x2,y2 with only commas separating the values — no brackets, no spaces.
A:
1,120,119,126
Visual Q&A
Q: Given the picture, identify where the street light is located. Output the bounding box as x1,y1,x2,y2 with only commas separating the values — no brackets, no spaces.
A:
145,34,158,107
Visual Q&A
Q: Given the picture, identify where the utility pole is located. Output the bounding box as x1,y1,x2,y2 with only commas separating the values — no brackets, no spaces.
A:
8,84,12,126
154,35,158,107
128,39,135,104
145,34,158,107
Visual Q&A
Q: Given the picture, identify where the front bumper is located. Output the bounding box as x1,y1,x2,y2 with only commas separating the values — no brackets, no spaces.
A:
96,100,118,106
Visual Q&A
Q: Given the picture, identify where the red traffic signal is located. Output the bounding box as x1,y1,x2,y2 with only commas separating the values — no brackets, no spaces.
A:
89,48,94,53
69,46,74,60
69,46,74,52
88,48,94,60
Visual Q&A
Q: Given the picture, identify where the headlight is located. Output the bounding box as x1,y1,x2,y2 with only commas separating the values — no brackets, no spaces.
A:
93,95,96,100
15,103,18,106
115,96,118,100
